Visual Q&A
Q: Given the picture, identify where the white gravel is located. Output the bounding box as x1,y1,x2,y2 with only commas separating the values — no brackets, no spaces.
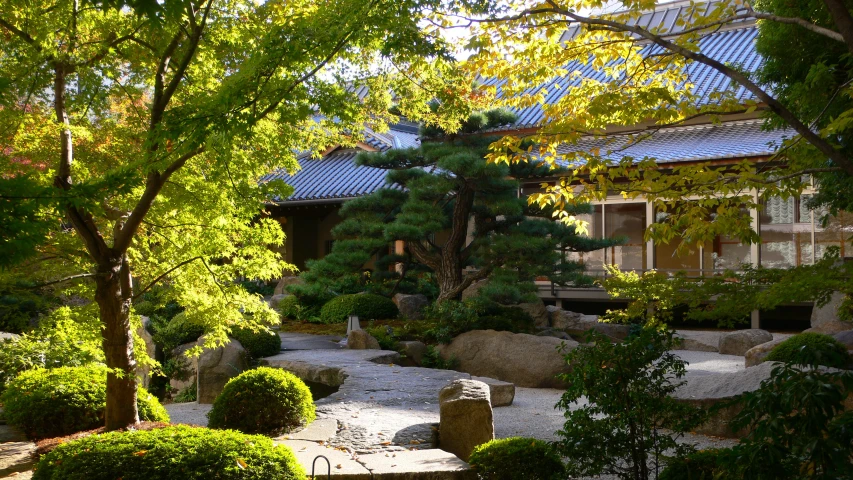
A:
165,402,211,426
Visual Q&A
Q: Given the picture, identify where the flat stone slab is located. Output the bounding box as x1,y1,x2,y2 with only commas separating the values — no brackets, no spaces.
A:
164,402,212,426
262,348,512,454
277,439,370,479
360,449,475,479
276,418,339,442
0,441,36,477
471,376,515,407
280,332,345,351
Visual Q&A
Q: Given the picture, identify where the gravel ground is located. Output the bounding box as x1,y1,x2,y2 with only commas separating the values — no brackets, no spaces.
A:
165,402,212,426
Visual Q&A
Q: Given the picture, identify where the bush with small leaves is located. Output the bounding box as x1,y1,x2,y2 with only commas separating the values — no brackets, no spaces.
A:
32,425,304,480
1,365,168,439
152,312,205,353
765,332,851,368
232,327,282,359
468,437,566,480
319,293,398,324
207,367,315,434
658,449,725,480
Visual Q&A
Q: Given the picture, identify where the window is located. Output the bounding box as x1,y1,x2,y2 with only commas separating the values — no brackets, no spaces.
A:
760,196,813,268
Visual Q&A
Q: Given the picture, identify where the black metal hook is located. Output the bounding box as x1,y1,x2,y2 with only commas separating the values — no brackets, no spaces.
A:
311,454,331,480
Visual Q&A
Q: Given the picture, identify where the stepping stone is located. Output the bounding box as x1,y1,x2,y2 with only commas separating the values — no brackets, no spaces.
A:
0,441,36,477
276,439,371,479
359,449,474,479
276,418,338,442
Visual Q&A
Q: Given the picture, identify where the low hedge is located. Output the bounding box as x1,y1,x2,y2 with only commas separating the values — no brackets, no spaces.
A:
207,367,315,434
1,365,169,439
32,425,304,480
232,327,282,359
468,437,565,480
765,332,851,368
659,449,725,480
319,294,398,324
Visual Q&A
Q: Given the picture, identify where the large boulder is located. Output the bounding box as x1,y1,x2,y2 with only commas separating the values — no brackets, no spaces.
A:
673,362,777,437
810,291,845,330
197,336,249,404
673,332,719,352
718,329,773,356
548,308,591,331
347,330,380,350
514,299,549,329
136,316,157,389
393,293,429,320
535,328,572,340
744,338,785,368
461,279,488,301
0,332,20,342
170,341,199,392
397,340,428,366
268,294,290,310
834,330,853,352
805,320,853,335
439,330,576,388
274,275,304,295
438,379,494,461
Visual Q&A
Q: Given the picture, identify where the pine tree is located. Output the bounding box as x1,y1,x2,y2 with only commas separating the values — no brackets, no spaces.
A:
299,110,620,303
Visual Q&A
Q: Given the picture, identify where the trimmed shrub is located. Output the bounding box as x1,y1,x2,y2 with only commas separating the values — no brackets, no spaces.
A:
232,327,282,359
319,294,398,324
0,306,103,393
208,367,315,434
659,449,725,480
278,295,302,320
152,312,205,353
32,425,304,480
1,365,169,439
468,437,566,480
765,332,851,368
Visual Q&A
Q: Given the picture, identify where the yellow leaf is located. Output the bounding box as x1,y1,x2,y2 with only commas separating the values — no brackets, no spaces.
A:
237,458,247,469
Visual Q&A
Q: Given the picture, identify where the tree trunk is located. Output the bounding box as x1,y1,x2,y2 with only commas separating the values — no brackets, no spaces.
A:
435,253,464,303
94,256,139,430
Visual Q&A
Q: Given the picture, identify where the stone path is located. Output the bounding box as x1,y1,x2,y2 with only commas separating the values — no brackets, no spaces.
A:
0,422,35,479
280,332,345,351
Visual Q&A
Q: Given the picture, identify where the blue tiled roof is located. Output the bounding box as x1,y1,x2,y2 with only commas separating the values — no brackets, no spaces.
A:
482,26,762,129
556,120,791,165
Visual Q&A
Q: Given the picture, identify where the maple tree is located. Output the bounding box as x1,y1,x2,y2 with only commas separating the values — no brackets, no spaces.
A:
0,0,476,430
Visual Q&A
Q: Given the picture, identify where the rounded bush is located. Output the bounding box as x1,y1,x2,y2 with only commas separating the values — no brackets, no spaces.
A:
765,332,851,368
1,365,169,439
278,295,302,320
232,327,282,359
207,367,315,434
319,293,398,324
468,437,565,480
32,425,304,480
659,449,725,480
152,313,204,352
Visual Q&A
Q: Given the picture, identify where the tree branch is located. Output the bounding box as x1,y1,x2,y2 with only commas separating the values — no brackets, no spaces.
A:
25,273,101,289
132,256,204,299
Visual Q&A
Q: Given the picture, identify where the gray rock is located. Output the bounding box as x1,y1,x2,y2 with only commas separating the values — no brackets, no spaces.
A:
834,330,853,351
673,362,777,437
512,299,549,329
274,275,303,295
347,330,381,350
811,291,846,330
718,329,773,356
440,330,576,388
268,293,290,310
397,340,428,365
805,320,853,334
461,279,488,301
535,328,572,340
439,379,494,461
592,323,631,341
471,376,515,407
674,336,719,352
393,293,429,320
170,341,199,392
0,332,20,342
744,338,785,367
196,336,249,404
136,317,157,388
549,308,590,331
